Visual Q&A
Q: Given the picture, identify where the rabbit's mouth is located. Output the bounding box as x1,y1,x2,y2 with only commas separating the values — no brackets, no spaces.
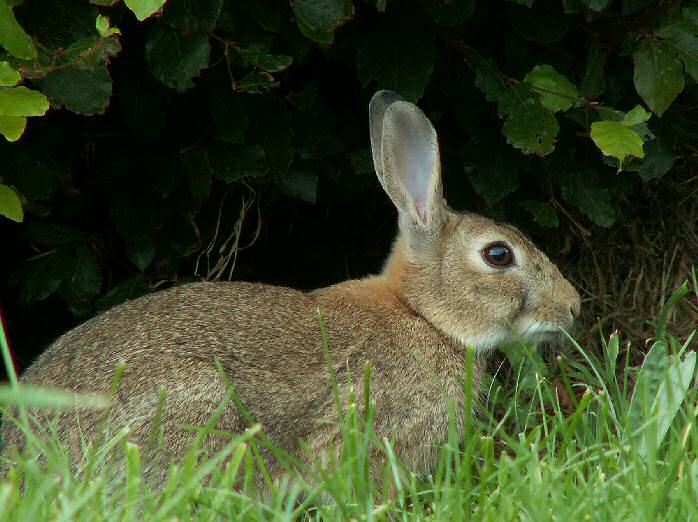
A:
511,318,572,344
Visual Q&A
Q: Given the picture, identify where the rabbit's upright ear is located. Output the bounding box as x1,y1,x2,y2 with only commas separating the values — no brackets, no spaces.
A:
369,92,444,232
369,90,403,181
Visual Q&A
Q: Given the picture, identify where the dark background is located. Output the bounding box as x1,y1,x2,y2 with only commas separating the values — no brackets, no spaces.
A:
2,0,697,376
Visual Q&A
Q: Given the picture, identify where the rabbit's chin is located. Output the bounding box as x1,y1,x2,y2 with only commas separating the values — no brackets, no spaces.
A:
456,324,568,353
511,318,571,345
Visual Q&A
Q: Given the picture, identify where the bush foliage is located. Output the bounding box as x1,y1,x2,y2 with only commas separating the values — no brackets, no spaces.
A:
0,0,696,333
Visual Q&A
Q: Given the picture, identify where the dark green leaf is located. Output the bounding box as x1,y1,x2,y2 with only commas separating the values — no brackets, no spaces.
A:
237,46,293,73
117,70,167,139
356,10,435,102
161,0,222,32
2,148,63,200
207,88,248,144
633,40,684,117
294,104,343,159
293,0,354,44
466,151,520,206
65,244,102,298
656,17,698,84
638,139,676,181
557,168,615,227
279,169,318,203
126,237,155,271
522,200,559,227
349,148,374,175
96,277,151,311
37,65,112,115
622,0,654,15
145,25,210,92
22,223,84,247
14,247,72,304
473,60,508,103
497,82,559,156
582,0,609,11
237,0,282,33
184,143,268,185
236,71,276,93
182,148,213,200
580,39,606,98
214,144,267,182
248,100,294,174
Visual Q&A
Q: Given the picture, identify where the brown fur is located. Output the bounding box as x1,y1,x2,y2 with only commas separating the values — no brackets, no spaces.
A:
1,92,580,490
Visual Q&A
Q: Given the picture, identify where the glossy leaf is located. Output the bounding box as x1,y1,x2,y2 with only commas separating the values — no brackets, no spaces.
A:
95,14,120,37
0,60,20,86
622,105,651,127
0,86,49,116
0,0,37,59
590,120,645,168
524,64,579,113
0,115,25,141
124,0,166,21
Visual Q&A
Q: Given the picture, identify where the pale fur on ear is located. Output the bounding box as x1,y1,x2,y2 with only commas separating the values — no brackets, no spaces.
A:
380,100,444,231
369,90,403,190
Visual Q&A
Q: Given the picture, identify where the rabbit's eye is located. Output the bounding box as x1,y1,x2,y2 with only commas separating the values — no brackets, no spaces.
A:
482,242,514,268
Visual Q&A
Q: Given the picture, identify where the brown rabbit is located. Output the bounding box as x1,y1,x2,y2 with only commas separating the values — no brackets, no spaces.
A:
1,91,580,488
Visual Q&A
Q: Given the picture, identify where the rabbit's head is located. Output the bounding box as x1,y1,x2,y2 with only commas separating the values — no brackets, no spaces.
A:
369,91,581,352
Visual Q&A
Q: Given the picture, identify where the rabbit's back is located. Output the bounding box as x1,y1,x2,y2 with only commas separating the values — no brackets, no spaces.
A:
3,280,477,486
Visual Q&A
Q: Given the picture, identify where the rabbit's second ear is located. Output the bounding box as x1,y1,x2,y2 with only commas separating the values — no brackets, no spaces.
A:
380,100,444,230
369,90,403,182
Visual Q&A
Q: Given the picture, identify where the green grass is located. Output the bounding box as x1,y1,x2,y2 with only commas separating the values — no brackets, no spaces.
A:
0,278,696,521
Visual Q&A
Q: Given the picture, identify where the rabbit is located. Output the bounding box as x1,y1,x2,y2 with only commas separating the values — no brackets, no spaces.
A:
1,90,581,491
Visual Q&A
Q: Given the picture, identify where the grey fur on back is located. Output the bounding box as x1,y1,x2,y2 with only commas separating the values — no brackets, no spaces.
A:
3,280,475,487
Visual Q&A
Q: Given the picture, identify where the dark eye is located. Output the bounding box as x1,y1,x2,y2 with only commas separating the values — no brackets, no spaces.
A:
482,242,515,268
